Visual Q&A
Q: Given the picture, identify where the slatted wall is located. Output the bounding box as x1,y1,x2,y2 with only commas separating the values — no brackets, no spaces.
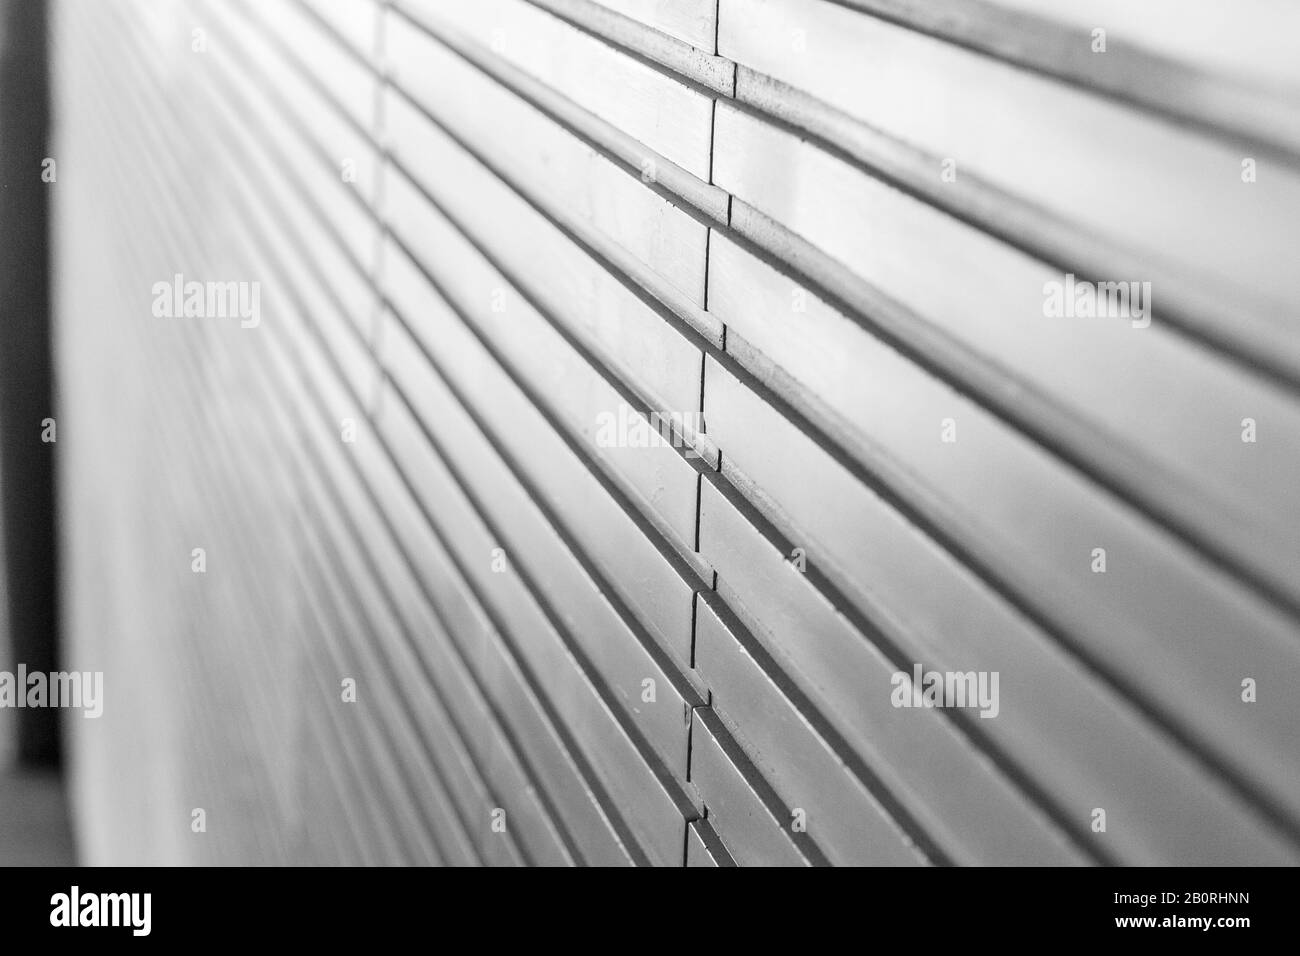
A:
54,0,1300,865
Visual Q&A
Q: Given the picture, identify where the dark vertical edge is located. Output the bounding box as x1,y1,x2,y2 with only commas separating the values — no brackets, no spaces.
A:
0,0,59,766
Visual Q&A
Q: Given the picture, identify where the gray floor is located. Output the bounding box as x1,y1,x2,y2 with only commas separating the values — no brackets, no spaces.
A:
0,763,76,866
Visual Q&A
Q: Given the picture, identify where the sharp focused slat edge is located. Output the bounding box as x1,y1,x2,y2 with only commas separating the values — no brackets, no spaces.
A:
55,0,1300,865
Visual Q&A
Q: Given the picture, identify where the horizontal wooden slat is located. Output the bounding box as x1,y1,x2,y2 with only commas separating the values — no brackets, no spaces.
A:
694,593,927,865
393,0,715,179
698,478,1089,865
384,86,710,413
712,104,1300,616
687,708,811,867
376,349,695,865
703,345,1300,835
381,240,702,674
380,165,702,559
825,0,1300,156
720,0,1300,310
685,820,732,867
297,0,379,61
584,0,717,51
